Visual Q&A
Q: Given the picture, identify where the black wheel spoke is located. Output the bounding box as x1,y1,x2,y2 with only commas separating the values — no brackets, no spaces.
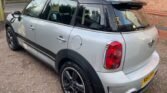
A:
72,71,78,81
7,33,10,37
73,89,78,93
75,83,84,92
64,71,72,81
64,83,71,90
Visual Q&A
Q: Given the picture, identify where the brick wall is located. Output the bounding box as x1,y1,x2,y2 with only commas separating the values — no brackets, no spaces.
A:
144,0,167,12
143,0,167,27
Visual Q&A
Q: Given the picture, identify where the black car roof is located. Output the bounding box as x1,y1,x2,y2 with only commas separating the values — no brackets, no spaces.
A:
77,0,146,5
77,0,103,4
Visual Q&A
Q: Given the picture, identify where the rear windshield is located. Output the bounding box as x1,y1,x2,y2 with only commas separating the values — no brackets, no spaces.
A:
111,2,150,31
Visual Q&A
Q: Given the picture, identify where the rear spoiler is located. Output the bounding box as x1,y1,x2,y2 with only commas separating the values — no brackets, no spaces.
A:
111,1,147,10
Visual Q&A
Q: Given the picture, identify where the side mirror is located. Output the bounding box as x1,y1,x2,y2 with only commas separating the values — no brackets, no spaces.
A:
13,11,22,15
12,11,22,21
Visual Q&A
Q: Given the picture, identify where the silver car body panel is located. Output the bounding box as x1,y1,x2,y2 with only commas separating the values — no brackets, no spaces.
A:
121,27,159,74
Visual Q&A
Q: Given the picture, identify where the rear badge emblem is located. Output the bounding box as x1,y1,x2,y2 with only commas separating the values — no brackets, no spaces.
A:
148,39,155,47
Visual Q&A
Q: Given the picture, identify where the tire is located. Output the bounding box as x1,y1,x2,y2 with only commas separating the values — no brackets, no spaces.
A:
60,61,94,93
6,26,21,51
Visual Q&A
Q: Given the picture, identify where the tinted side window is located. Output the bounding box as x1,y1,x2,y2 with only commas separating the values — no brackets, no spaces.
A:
23,0,47,17
75,4,110,31
46,0,77,25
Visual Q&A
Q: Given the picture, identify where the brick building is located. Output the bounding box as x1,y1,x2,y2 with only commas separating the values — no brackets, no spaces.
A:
144,0,167,12
143,0,167,27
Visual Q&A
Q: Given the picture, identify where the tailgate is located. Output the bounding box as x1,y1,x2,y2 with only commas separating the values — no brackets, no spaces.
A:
121,26,159,73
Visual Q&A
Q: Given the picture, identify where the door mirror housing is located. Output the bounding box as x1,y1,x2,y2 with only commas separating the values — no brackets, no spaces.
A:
12,11,22,21
13,11,22,15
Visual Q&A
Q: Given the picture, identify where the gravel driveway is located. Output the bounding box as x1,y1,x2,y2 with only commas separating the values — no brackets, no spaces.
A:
0,29,167,93
0,30,63,93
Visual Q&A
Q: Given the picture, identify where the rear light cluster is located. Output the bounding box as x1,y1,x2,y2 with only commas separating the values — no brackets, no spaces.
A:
104,41,122,69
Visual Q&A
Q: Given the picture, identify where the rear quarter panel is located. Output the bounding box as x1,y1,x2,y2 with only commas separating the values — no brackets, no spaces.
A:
68,27,125,72
121,26,159,74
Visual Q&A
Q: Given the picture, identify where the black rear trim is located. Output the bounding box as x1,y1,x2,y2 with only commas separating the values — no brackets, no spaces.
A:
16,33,56,61
55,50,105,93
134,81,151,93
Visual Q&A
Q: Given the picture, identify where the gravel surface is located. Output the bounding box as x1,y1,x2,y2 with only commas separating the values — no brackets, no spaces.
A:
0,30,63,93
0,29,167,93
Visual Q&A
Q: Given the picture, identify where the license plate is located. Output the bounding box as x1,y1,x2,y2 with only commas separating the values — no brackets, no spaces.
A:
141,71,155,88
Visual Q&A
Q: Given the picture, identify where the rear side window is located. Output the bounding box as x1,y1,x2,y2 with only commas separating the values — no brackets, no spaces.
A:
75,4,110,31
23,0,47,17
43,0,78,25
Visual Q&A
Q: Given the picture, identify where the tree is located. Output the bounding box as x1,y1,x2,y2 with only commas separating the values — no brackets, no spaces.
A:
0,0,5,22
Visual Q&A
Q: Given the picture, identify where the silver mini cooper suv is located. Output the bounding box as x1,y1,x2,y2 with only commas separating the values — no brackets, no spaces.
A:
5,0,160,93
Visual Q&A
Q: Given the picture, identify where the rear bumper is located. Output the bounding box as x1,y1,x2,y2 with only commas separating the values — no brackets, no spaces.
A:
97,51,160,93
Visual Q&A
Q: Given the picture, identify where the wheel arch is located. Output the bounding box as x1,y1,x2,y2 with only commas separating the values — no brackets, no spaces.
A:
5,21,15,33
5,21,12,28
55,49,105,93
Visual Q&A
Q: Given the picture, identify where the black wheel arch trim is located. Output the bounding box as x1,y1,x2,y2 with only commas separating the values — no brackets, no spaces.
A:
5,20,16,33
5,21,12,29
56,49,105,93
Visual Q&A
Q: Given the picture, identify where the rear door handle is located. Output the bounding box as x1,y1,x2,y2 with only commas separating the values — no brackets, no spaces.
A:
57,36,66,42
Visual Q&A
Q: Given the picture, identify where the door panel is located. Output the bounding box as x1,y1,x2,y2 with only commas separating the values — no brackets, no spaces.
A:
35,20,73,54
17,0,48,42
34,0,78,55
11,15,37,43
17,15,37,42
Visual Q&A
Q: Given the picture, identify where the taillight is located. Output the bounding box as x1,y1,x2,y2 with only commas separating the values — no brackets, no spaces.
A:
105,41,122,69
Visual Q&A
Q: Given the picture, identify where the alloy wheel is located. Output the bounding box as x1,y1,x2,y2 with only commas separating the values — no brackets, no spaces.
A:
6,27,14,48
61,67,85,93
